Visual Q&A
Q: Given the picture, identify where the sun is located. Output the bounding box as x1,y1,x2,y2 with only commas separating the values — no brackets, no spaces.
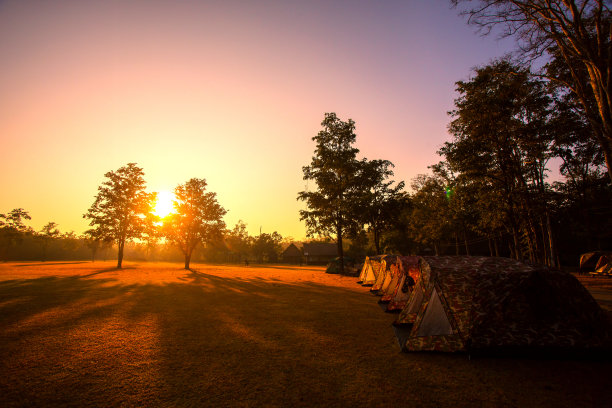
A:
154,190,175,218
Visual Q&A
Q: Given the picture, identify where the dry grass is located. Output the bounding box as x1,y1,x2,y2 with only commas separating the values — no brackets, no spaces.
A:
0,261,609,407
574,274,612,291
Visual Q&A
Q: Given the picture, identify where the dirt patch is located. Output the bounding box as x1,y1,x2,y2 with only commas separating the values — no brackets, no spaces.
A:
0,261,609,407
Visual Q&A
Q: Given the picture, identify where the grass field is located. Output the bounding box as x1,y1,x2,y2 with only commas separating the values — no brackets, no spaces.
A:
0,261,610,407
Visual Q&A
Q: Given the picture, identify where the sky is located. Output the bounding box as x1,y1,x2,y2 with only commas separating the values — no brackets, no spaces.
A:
0,0,516,240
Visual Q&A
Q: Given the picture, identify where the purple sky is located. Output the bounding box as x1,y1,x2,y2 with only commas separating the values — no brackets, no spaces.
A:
0,0,516,239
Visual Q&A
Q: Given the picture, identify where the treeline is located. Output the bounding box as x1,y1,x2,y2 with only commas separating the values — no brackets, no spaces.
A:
0,208,307,264
403,58,612,267
300,0,612,268
301,59,611,267
0,163,303,268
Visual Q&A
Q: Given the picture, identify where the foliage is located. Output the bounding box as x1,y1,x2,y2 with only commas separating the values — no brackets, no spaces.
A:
442,59,557,263
225,221,251,262
357,159,406,254
162,178,226,269
452,0,612,180
251,232,283,263
83,163,157,268
0,208,31,261
298,112,364,273
405,174,452,255
36,222,60,261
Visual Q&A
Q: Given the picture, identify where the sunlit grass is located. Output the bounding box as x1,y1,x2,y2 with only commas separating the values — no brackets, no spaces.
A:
0,262,609,407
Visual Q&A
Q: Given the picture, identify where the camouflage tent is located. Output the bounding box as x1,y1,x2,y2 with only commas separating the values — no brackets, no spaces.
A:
580,251,612,272
379,258,403,303
359,255,385,286
386,256,421,312
357,255,375,283
400,256,612,354
377,256,401,298
394,256,469,325
370,255,398,293
593,254,612,276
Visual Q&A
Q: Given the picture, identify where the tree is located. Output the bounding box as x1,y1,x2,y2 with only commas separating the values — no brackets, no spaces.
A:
298,113,364,274
251,231,283,263
452,0,612,181
444,60,556,263
358,159,405,254
0,208,31,261
406,174,452,255
82,232,102,262
83,163,156,268
225,220,251,262
162,178,226,269
36,222,60,261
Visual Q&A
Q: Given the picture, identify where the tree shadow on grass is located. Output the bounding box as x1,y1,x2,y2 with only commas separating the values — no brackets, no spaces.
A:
14,261,91,267
0,265,610,407
247,264,325,273
77,266,136,278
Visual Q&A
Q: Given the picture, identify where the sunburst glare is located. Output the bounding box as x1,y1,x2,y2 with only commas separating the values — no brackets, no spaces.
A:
154,190,175,218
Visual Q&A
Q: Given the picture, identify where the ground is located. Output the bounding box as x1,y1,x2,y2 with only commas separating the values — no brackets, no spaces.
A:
0,261,610,408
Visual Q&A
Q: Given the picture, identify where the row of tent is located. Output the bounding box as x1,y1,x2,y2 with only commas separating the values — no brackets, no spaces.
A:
580,251,612,276
358,255,612,356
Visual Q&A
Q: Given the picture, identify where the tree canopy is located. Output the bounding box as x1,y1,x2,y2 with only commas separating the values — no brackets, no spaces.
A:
298,112,364,274
0,208,31,261
162,178,226,269
452,0,612,180
83,163,156,268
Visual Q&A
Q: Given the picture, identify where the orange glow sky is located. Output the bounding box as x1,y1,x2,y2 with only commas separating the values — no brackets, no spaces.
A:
0,0,514,240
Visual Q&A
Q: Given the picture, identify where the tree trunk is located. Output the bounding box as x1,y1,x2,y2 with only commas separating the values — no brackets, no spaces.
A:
508,240,515,260
374,228,381,255
463,231,470,256
184,252,192,270
455,232,460,256
336,219,344,275
488,236,494,257
494,233,499,257
546,212,557,269
510,228,520,260
117,239,124,269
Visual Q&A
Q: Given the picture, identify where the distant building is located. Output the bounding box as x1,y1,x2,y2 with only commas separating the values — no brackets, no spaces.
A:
302,242,337,265
281,243,302,264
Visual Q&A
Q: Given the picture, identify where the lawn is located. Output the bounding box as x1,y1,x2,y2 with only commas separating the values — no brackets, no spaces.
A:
0,261,609,407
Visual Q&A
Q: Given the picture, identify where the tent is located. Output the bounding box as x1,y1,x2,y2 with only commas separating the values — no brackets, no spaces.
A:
359,255,385,286
377,256,401,297
386,256,421,312
370,255,399,293
379,259,403,303
325,257,356,275
357,256,373,283
580,251,611,272
593,254,612,276
394,256,482,326
399,256,612,355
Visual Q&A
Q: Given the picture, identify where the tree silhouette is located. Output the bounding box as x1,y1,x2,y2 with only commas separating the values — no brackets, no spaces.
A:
452,0,612,181
251,232,283,263
225,221,251,263
36,222,60,261
444,60,556,262
298,113,364,274
0,208,31,261
358,159,405,254
83,163,156,268
162,178,226,269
